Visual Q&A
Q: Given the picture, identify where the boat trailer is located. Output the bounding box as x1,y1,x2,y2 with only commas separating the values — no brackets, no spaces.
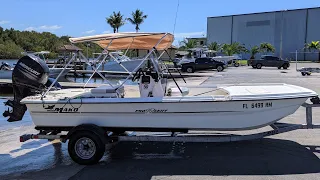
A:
297,67,320,76
20,102,320,144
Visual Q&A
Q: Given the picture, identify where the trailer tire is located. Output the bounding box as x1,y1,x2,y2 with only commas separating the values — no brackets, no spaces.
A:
68,131,105,165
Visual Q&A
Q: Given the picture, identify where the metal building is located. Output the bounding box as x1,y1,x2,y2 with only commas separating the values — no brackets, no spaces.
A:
207,7,320,60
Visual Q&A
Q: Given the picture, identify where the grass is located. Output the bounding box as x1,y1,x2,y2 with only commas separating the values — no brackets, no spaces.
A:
238,60,248,65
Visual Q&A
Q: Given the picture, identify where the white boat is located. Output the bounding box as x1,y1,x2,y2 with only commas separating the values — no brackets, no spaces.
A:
21,83,316,131
0,62,13,79
27,51,71,78
1,51,71,79
88,52,145,72
3,32,318,131
3,32,318,165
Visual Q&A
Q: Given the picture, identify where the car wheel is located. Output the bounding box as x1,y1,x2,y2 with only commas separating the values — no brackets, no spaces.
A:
278,67,281,69
282,64,288,69
234,63,240,67
217,65,224,72
256,64,262,69
301,72,306,76
186,67,194,73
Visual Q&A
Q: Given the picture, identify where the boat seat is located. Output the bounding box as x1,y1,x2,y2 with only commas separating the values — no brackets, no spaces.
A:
167,86,189,96
90,85,125,97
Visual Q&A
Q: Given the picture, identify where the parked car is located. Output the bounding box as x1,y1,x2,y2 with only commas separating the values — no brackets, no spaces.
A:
180,57,227,73
247,55,290,69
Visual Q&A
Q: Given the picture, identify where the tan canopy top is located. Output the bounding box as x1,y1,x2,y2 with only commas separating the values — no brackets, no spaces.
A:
69,32,174,50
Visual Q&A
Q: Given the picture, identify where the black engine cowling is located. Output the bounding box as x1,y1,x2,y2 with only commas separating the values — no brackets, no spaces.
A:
3,55,49,122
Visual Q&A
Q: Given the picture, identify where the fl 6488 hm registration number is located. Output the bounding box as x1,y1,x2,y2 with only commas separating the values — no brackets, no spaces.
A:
243,102,272,109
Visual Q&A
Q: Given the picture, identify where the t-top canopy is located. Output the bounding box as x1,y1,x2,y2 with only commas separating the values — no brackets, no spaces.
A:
69,32,174,51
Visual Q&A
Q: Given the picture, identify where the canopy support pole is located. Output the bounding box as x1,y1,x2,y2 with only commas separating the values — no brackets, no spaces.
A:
117,33,169,88
42,53,76,98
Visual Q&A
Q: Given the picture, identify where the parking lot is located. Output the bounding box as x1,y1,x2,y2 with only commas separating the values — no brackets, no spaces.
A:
1,63,320,180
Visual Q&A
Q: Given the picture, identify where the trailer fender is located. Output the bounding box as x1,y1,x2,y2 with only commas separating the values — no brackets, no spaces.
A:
64,124,108,143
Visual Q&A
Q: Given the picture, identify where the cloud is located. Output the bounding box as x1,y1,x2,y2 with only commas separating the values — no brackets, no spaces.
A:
38,25,62,31
174,31,206,38
102,30,110,34
24,25,62,32
83,30,95,34
25,27,36,31
0,20,10,25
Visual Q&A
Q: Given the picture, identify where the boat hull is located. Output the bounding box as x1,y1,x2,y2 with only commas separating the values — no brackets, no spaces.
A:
0,68,70,79
48,68,71,78
26,97,307,131
0,70,12,79
87,60,146,72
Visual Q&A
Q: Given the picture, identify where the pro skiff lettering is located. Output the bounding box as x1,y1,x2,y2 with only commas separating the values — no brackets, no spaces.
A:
243,102,272,109
135,108,168,113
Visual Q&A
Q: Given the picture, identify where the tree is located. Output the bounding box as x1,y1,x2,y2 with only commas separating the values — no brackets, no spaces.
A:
305,41,320,61
249,45,260,59
220,42,247,56
0,26,103,59
126,9,148,32
207,42,221,52
106,11,125,33
106,14,117,33
260,42,275,55
178,38,197,50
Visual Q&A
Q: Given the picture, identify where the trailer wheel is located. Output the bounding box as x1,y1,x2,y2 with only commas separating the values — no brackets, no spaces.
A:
68,131,105,165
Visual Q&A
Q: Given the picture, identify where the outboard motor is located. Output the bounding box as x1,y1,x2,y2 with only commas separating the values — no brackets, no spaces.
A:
3,55,49,122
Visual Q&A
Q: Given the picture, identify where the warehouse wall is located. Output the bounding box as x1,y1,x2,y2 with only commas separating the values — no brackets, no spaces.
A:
207,16,232,44
207,7,320,61
277,9,307,60
232,12,276,59
306,8,320,61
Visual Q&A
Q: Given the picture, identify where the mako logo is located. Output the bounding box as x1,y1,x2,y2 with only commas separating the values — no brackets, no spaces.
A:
44,105,79,113
54,108,79,113
135,108,168,113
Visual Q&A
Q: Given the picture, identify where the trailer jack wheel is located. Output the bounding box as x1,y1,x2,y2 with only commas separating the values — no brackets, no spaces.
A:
68,131,105,165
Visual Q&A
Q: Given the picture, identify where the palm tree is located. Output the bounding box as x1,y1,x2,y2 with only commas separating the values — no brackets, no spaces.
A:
208,42,221,51
221,42,247,56
259,42,275,55
126,9,148,32
106,14,117,33
305,41,320,61
178,38,197,50
106,11,125,33
249,45,261,59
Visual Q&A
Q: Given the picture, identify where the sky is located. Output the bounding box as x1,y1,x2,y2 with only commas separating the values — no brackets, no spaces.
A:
0,0,319,45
